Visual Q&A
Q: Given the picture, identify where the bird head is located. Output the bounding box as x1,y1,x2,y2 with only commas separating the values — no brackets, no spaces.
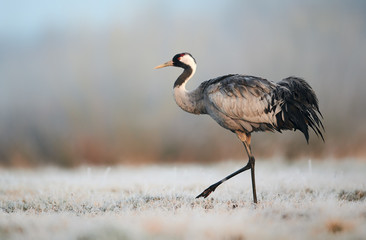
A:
154,53,196,70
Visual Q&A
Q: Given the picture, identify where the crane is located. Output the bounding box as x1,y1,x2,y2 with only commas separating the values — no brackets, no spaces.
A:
155,52,324,203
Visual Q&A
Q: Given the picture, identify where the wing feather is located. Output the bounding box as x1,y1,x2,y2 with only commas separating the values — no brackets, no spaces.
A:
203,75,278,128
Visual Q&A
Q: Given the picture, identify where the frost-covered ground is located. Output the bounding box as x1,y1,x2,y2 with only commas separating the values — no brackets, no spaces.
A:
0,159,366,240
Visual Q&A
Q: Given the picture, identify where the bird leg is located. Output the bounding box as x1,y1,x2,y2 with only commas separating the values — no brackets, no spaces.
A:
249,155,257,203
196,132,258,203
239,133,258,204
195,162,251,198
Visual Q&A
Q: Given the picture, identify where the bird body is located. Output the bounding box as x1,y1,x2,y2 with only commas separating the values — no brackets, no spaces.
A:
174,72,323,142
155,52,324,203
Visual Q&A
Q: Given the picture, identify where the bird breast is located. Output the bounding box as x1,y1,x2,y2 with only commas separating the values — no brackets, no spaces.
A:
173,85,206,115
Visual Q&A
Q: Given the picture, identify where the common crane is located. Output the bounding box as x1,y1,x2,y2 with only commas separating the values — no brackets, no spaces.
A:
155,52,324,203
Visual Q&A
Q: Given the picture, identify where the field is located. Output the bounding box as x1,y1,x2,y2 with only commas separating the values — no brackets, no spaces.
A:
1,159,366,240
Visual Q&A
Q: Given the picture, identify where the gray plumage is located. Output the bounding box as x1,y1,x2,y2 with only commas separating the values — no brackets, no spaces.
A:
196,74,324,142
155,52,324,203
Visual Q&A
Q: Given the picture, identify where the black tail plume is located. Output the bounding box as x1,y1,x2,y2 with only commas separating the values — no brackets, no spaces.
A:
275,77,324,142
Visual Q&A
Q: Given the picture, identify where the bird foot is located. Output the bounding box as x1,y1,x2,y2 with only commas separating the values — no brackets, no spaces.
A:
196,183,220,198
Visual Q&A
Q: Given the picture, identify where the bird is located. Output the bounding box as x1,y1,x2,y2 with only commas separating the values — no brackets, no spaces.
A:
154,52,324,203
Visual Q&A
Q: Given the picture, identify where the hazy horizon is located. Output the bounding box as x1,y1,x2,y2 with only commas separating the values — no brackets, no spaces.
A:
1,1,366,166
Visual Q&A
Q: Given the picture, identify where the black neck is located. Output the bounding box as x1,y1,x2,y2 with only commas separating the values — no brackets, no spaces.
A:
174,66,193,88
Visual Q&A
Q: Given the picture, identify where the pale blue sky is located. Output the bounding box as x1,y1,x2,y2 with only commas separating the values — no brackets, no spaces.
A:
0,0,230,39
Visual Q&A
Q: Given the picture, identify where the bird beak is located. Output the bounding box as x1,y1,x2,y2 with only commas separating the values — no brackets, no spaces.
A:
154,60,174,69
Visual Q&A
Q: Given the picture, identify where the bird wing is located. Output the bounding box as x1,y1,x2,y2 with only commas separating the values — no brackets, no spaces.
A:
203,75,281,127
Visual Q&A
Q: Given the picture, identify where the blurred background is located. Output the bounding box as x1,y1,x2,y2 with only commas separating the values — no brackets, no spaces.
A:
0,0,365,167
